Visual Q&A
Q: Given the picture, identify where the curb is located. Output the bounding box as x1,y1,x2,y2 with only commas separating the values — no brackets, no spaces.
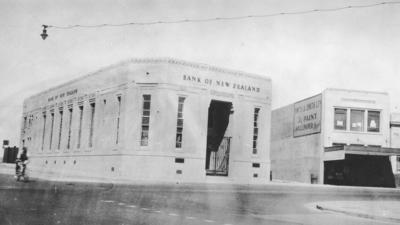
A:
316,204,400,223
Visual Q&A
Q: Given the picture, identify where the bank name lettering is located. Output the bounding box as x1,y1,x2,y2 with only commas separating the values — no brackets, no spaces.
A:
48,89,78,102
183,75,260,93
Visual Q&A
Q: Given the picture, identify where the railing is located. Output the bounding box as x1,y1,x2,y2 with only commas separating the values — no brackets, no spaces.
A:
206,137,231,176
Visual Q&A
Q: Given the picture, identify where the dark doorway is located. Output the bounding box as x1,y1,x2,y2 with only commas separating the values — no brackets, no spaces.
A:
205,100,232,176
324,154,395,188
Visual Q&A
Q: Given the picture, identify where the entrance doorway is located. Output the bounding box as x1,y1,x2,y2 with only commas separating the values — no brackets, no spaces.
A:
205,100,232,176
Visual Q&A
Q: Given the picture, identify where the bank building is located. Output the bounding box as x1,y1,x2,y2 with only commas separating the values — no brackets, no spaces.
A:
271,89,400,187
20,58,272,184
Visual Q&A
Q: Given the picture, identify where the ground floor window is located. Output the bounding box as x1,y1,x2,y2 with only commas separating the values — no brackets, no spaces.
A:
397,156,400,172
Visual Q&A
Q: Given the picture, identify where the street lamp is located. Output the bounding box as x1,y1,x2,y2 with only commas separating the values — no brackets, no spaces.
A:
41,25,48,40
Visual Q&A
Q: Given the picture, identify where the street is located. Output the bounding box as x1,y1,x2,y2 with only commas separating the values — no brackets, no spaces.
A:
1,174,400,225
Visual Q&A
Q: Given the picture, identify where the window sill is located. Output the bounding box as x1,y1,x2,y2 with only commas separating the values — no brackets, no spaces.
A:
332,130,382,135
137,146,150,151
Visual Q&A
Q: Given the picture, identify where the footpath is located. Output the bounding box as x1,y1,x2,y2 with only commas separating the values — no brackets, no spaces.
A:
315,200,400,223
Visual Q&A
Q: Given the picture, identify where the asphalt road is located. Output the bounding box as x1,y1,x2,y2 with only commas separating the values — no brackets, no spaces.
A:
1,174,400,225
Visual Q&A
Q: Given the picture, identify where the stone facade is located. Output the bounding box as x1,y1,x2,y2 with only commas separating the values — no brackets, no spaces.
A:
20,58,272,184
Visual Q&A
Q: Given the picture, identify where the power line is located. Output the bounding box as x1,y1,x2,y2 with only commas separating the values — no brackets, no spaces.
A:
40,1,400,39
44,1,400,29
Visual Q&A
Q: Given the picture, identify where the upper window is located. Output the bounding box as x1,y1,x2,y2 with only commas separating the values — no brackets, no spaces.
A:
367,111,380,132
88,102,95,148
253,107,260,154
350,109,364,132
140,95,151,146
175,97,185,148
334,108,380,133
334,108,347,130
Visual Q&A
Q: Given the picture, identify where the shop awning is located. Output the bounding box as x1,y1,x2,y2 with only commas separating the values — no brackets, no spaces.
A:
324,145,400,161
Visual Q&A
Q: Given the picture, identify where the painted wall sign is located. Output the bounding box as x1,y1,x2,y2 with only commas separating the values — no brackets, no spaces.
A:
293,94,322,137
182,74,260,93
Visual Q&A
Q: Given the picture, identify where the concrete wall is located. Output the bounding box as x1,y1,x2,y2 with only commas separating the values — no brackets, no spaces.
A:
21,58,271,184
271,104,321,183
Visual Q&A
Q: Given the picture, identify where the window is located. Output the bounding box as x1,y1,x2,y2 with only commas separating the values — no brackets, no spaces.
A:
140,95,151,146
57,109,63,150
116,96,121,144
334,108,347,130
367,111,380,132
89,102,95,148
253,108,260,154
41,112,46,151
350,109,364,132
67,107,73,149
175,97,185,148
77,105,83,149
49,111,55,150
23,116,27,134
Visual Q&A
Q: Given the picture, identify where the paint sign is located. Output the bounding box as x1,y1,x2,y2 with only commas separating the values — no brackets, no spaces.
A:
293,94,322,137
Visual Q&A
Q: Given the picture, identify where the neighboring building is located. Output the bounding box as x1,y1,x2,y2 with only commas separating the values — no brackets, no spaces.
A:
271,88,400,187
20,58,271,184
390,113,400,186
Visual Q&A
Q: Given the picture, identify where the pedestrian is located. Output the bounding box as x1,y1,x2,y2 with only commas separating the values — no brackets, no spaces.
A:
19,147,29,176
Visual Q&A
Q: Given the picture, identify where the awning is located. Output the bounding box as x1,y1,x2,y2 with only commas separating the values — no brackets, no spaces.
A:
324,145,400,161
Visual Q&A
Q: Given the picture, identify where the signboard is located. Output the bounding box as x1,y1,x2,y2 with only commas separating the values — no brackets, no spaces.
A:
293,94,322,137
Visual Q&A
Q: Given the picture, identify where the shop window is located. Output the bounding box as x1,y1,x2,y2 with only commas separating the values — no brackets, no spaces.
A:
334,108,347,130
49,111,55,150
41,112,46,151
140,95,151,146
67,107,73,149
77,105,83,149
89,102,95,148
350,109,364,132
397,156,400,172
175,97,185,148
57,109,63,150
367,111,380,132
253,108,260,154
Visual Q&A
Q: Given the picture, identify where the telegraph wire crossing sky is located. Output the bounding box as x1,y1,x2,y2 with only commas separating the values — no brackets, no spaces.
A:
39,1,400,40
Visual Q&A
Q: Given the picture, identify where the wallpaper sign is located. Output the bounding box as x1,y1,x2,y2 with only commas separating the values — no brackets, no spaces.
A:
293,94,322,137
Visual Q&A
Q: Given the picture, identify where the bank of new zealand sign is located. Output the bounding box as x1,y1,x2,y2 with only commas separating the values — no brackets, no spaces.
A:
293,94,322,137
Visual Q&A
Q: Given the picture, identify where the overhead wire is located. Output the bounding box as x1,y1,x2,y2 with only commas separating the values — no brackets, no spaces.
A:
44,1,400,29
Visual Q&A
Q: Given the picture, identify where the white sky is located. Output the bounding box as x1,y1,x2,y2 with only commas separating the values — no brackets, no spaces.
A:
0,0,399,145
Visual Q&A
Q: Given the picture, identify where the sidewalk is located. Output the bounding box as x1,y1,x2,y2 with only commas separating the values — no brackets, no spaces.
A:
0,162,14,174
315,200,400,223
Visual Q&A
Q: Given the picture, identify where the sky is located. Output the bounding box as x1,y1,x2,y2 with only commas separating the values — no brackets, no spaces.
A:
0,0,399,145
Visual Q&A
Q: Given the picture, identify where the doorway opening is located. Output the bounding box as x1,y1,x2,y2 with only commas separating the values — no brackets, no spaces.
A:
205,100,232,176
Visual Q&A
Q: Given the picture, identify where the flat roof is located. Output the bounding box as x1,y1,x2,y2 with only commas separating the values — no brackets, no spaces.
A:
27,57,270,100
324,88,388,96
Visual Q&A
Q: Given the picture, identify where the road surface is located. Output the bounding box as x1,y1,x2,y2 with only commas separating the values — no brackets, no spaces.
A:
0,174,399,225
